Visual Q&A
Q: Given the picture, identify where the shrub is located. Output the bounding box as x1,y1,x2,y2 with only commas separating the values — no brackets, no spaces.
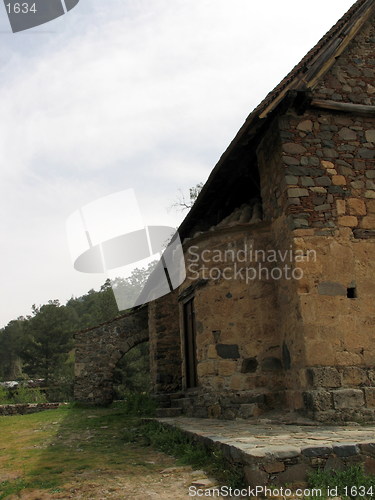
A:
118,392,156,417
308,464,375,499
0,386,12,404
12,386,47,404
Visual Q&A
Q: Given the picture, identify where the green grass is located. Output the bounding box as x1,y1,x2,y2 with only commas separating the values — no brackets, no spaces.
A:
123,419,244,489
0,397,245,498
0,403,166,499
0,397,240,499
308,464,375,499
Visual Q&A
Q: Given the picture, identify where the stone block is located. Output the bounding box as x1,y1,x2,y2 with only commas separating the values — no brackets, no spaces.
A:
339,127,357,140
333,389,364,409
359,148,375,159
348,198,366,215
263,461,285,474
317,281,346,296
272,447,301,459
336,200,346,215
207,404,221,418
237,403,259,419
275,464,312,486
343,367,368,386
307,367,341,388
361,215,375,229
283,156,300,165
366,170,375,179
359,443,375,458
301,176,315,187
324,456,345,472
321,160,335,169
286,175,298,185
207,344,217,359
308,157,320,166
288,197,301,206
297,120,313,132
197,361,216,377
365,130,375,143
229,374,246,391
323,148,339,158
303,390,333,411
283,143,307,155
351,180,364,189
314,204,331,211
216,344,240,359
364,388,375,407
367,200,375,213
243,467,268,488
302,446,331,457
335,351,362,366
288,188,309,198
241,357,258,373
328,186,347,195
217,360,237,376
288,217,310,229
338,216,358,227
315,176,332,186
333,444,359,457
332,175,347,186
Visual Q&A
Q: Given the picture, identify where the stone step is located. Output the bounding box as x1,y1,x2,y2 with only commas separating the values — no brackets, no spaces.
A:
156,407,183,418
171,398,189,408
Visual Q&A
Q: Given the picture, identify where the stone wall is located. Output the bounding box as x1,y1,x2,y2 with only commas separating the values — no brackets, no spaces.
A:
159,417,375,489
149,289,182,394
152,222,290,419
314,17,375,106
74,306,148,405
280,110,375,231
0,402,61,416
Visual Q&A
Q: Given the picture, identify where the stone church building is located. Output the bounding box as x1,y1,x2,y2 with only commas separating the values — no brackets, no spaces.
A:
75,0,375,422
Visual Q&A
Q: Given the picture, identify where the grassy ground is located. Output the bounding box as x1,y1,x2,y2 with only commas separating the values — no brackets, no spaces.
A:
0,403,207,499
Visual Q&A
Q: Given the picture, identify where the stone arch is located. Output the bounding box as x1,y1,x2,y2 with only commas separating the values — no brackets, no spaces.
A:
74,305,149,405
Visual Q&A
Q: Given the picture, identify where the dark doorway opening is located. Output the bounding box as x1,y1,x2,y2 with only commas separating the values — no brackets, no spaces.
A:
183,298,198,389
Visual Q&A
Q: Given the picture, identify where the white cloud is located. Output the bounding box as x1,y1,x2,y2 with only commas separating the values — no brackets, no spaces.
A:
0,0,355,326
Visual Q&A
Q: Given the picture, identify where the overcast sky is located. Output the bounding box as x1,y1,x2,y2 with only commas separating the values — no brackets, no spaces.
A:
0,0,355,327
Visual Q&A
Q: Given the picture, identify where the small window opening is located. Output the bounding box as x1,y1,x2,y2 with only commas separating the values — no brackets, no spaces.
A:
347,287,357,299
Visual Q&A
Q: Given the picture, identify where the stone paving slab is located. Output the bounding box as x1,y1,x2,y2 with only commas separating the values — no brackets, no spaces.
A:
156,416,375,461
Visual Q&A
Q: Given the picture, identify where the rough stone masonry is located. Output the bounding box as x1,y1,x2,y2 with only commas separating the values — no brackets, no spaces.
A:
74,0,375,423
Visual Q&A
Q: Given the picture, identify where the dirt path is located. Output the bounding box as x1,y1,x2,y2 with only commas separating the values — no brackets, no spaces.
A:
1,406,230,500
7,459,220,499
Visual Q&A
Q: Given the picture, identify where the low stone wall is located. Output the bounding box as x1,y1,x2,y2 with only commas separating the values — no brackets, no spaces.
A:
0,402,61,416
157,417,375,489
241,442,375,489
155,389,284,420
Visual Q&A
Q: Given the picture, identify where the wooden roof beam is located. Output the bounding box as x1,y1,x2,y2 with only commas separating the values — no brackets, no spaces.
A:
310,98,375,116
